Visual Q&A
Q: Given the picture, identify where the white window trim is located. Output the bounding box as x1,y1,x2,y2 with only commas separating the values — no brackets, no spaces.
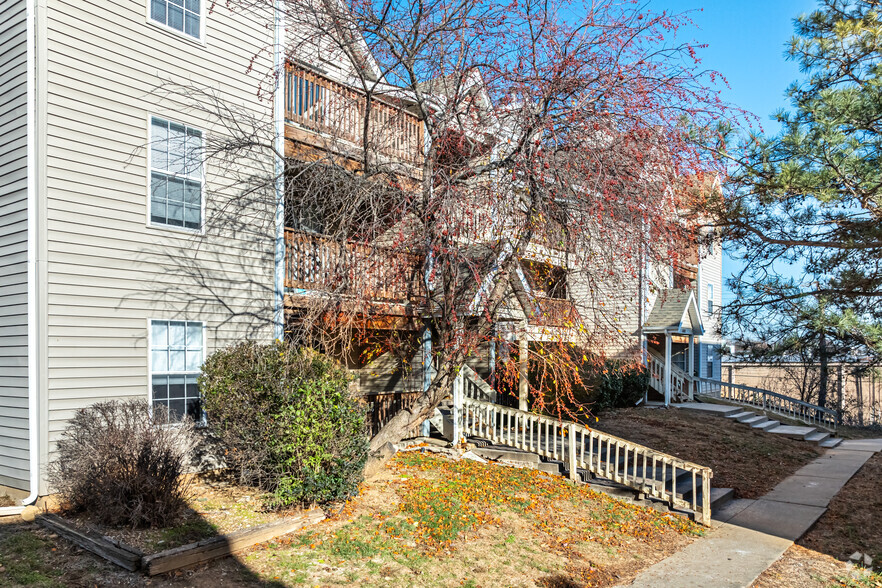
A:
707,283,714,315
145,0,207,45
146,114,207,235
147,318,208,424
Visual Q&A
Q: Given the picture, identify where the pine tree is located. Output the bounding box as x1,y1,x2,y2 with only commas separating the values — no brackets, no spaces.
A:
720,0,882,384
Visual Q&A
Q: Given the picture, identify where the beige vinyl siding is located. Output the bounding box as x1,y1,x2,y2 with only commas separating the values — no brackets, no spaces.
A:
699,241,723,344
43,0,276,466
568,246,643,359
0,0,30,491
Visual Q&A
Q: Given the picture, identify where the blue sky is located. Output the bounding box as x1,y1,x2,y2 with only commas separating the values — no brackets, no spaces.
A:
650,0,820,304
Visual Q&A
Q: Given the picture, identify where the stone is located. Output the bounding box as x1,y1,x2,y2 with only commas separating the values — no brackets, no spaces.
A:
20,506,39,522
363,442,398,480
864,554,873,567
460,451,486,463
850,552,863,562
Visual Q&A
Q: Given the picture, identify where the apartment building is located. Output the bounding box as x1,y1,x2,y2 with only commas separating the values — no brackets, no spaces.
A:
0,0,278,498
0,0,724,500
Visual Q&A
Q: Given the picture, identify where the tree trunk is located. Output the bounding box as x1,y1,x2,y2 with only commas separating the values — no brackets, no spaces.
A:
818,330,828,409
368,371,451,452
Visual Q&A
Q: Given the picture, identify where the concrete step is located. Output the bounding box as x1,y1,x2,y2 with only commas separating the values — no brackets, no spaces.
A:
728,411,757,421
805,431,831,444
820,437,843,449
710,487,735,510
766,425,818,440
739,415,768,426
538,460,563,475
676,402,743,417
471,446,540,464
753,419,781,431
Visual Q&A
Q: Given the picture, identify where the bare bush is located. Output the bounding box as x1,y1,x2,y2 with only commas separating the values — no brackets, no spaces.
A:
49,399,197,528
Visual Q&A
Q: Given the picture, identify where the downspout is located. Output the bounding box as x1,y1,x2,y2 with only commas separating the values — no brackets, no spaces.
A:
2,0,42,514
272,0,286,341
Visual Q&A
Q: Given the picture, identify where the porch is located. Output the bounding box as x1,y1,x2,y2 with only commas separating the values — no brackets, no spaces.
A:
643,288,704,405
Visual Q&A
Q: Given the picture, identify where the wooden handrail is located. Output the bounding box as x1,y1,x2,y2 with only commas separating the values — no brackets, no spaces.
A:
695,377,838,430
456,365,713,525
284,64,423,164
647,349,694,402
284,229,422,301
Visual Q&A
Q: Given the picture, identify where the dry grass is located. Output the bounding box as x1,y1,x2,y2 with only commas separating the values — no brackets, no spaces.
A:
234,451,703,587
591,406,825,498
753,545,882,588
799,453,882,570
62,478,285,553
0,452,703,587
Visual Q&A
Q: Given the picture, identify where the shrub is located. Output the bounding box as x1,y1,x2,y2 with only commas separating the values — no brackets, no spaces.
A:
49,399,196,528
562,357,647,415
199,342,368,508
589,361,648,411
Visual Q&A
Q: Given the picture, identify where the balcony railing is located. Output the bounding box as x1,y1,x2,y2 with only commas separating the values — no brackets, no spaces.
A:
284,229,423,302
284,64,423,164
530,297,580,327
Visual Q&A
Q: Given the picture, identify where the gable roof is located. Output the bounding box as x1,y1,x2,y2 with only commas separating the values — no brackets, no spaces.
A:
643,288,704,335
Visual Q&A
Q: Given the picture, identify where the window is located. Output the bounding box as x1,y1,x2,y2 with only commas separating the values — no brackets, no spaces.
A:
706,345,715,379
149,117,203,230
150,0,201,39
707,283,714,314
150,320,204,421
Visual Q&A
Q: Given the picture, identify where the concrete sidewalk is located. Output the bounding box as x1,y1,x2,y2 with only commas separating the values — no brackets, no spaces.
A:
623,438,882,587
720,439,882,540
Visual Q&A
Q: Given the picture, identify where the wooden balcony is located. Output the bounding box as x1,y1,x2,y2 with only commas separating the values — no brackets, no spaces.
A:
284,65,423,165
529,297,580,327
284,229,423,304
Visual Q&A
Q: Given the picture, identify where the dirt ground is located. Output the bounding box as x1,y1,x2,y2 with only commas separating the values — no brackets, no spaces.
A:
0,451,703,588
798,452,882,569
592,406,825,498
753,545,882,588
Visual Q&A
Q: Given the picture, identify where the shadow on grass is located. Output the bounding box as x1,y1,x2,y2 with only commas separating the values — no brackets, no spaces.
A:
0,513,293,587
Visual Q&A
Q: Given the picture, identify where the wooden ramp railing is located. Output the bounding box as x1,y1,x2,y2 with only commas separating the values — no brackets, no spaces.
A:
450,365,713,525
696,378,839,431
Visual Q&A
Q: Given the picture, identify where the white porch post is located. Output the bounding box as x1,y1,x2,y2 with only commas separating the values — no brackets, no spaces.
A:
687,334,695,400
664,333,672,406
421,326,432,436
452,371,462,443
518,338,529,411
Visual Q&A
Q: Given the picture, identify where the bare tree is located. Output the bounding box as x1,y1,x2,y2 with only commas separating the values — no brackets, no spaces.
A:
163,0,728,449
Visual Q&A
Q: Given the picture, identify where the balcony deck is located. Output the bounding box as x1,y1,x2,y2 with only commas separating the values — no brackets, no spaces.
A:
284,229,423,309
529,297,581,328
284,65,423,167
